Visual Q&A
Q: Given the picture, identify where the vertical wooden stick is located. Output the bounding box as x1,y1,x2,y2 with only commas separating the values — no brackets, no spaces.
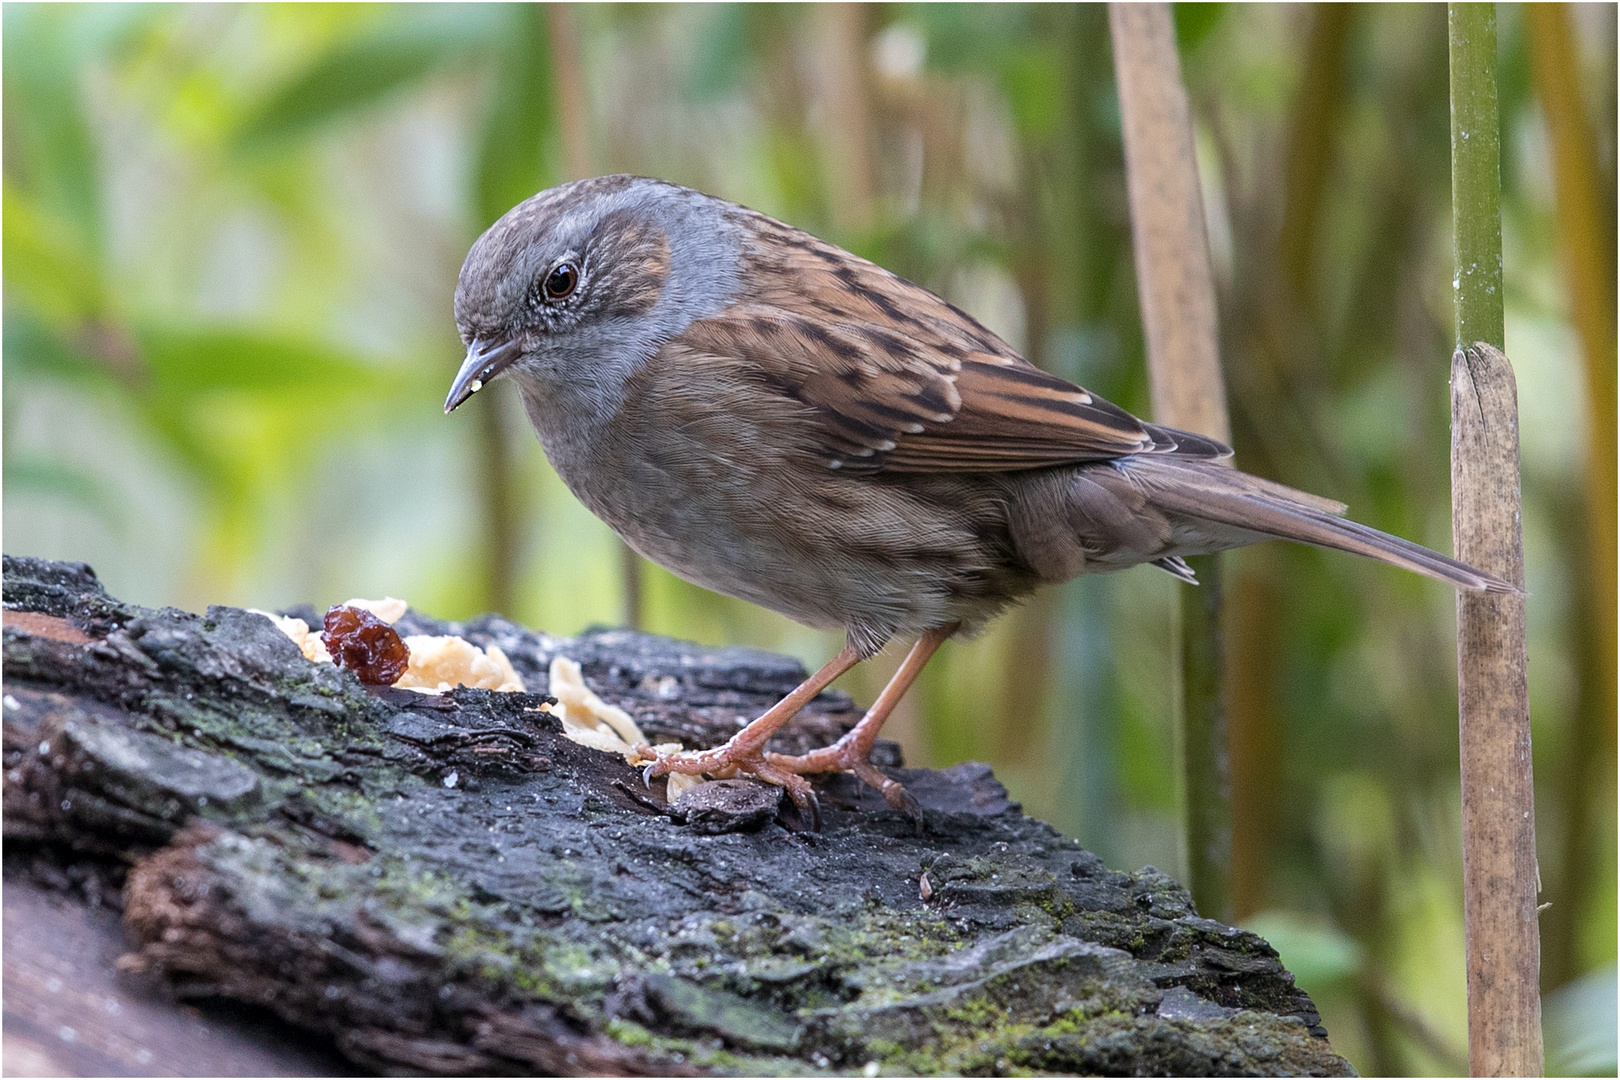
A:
1450,343,1543,1077
1109,5,1230,443
1110,2,1232,919
547,4,592,184
1449,5,1543,1074
810,3,877,231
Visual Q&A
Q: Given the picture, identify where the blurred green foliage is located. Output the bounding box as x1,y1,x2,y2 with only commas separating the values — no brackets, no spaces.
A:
3,5,1613,1075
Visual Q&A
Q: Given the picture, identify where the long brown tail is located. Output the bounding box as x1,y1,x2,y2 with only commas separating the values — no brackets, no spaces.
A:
1133,458,1516,593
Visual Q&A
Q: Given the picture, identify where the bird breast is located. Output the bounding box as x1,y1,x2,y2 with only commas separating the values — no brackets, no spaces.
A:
521,357,1042,648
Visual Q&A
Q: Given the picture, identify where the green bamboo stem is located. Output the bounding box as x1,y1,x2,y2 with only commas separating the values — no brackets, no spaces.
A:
1447,5,1543,1075
1449,4,1503,351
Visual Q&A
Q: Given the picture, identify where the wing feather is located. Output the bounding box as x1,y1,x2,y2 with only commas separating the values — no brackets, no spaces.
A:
665,208,1231,474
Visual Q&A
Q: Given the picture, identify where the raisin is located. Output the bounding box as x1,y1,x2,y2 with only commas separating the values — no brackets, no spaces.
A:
322,605,408,685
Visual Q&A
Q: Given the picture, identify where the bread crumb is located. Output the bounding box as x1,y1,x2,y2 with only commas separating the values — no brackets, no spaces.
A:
253,605,701,779
395,635,524,693
252,601,522,693
543,655,684,767
665,772,703,800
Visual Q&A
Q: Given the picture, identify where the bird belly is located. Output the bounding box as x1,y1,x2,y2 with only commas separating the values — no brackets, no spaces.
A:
546,437,1030,649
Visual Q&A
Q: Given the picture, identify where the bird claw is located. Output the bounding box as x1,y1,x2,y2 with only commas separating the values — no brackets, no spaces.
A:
893,785,925,835
764,737,921,827
800,788,822,833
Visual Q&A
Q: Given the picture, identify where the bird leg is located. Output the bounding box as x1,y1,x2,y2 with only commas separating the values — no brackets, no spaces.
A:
639,642,865,808
767,623,957,811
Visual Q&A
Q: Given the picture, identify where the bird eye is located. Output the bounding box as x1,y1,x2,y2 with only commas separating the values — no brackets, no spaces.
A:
543,261,579,300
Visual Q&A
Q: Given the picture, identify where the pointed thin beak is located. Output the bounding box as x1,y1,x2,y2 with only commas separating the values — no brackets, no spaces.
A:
444,337,522,414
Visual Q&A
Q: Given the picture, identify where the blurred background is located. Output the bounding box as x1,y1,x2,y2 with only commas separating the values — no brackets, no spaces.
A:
3,3,1613,1074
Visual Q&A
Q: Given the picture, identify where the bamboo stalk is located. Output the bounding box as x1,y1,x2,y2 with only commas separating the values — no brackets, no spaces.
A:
1450,343,1543,1077
810,3,877,231
546,4,592,183
1448,5,1543,1073
1109,2,1232,919
1449,4,1504,349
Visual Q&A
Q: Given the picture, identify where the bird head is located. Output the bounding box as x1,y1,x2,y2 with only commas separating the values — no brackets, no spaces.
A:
446,175,740,416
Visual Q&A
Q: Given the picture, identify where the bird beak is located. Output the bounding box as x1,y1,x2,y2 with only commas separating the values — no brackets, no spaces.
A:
444,336,521,414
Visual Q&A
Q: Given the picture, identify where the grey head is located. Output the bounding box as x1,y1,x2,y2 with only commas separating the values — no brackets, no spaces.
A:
446,175,747,423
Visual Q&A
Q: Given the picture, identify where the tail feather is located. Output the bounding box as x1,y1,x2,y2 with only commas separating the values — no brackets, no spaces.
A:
1135,459,1516,593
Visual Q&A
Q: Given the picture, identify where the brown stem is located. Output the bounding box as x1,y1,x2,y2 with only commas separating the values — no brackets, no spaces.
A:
1276,5,1353,298
1224,8,1352,922
1110,1,1233,919
1450,342,1542,1077
1226,561,1281,919
809,3,876,231
546,4,592,183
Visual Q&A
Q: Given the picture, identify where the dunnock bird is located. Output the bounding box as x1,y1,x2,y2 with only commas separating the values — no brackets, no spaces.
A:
446,175,1509,816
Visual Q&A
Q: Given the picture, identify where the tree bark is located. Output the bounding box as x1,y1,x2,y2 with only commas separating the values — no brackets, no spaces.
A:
1,554,1352,1076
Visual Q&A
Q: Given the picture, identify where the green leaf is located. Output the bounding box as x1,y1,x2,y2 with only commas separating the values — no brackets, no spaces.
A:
686,5,751,101
1544,966,1619,1077
231,6,497,153
2,4,115,255
1001,45,1064,138
2,186,109,328
1172,3,1227,53
913,5,1030,74
1,312,116,386
134,324,387,398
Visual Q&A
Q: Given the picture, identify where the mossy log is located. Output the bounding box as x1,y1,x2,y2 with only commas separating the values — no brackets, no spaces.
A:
2,555,1353,1076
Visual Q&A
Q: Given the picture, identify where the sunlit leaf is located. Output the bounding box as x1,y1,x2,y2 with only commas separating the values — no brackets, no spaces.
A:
2,187,109,327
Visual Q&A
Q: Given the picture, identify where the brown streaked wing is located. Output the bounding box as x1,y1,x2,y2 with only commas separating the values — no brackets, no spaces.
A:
878,354,1154,471
672,305,1157,474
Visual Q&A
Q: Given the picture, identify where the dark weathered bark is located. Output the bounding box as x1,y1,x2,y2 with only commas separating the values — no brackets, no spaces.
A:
2,555,1351,1076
